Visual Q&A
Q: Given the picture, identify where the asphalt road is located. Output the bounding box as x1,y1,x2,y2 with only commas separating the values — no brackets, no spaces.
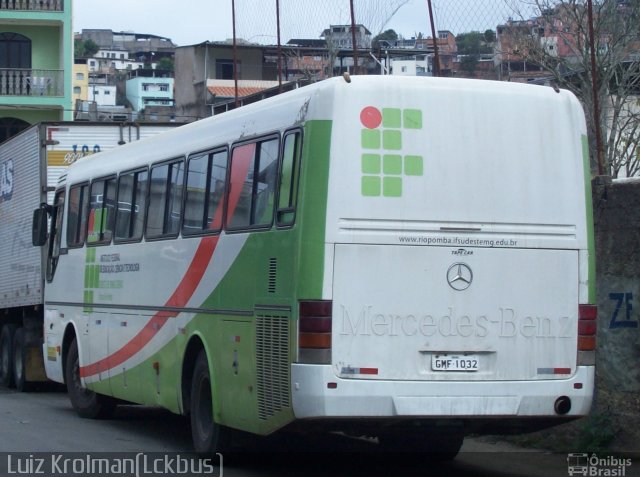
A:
0,387,636,477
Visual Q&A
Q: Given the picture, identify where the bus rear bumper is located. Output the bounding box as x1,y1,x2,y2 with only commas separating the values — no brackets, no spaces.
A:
291,364,594,419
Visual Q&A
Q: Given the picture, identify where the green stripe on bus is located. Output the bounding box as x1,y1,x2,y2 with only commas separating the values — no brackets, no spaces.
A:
582,135,596,303
297,120,332,299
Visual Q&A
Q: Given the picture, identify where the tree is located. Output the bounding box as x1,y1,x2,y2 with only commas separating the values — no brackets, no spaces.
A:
484,29,497,44
459,55,479,75
74,39,99,58
156,57,174,72
504,0,640,177
456,32,493,55
372,29,398,49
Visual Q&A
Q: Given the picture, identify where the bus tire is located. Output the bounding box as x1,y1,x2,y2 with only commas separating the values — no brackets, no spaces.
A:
190,350,230,454
65,338,116,419
0,324,17,388
12,328,34,392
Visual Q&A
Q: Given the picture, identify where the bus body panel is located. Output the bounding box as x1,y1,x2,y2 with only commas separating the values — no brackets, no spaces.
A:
291,364,594,418
332,244,579,381
39,76,595,442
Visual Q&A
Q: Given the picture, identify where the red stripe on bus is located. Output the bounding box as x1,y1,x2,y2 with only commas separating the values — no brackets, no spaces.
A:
80,144,255,378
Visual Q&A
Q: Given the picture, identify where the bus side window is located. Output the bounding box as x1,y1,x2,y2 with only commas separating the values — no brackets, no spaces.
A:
277,130,302,227
183,148,228,235
87,177,116,245
67,183,89,248
227,137,279,231
46,189,65,282
146,160,184,239
115,169,148,242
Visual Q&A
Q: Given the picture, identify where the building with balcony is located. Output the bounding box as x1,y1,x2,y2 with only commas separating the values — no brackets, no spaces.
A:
125,69,174,113
0,0,73,142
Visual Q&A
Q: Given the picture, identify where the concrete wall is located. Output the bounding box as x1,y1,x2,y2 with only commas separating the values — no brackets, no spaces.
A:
593,177,640,393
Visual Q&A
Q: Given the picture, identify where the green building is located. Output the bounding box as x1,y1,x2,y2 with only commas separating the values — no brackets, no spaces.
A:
0,0,73,143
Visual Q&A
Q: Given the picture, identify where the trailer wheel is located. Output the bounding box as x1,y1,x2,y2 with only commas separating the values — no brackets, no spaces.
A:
12,328,34,392
65,338,115,419
190,350,231,453
0,324,17,388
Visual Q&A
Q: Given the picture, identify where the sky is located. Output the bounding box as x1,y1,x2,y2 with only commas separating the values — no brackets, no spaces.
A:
73,0,522,47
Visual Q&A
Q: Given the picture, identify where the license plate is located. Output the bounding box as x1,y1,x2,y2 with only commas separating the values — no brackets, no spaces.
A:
432,354,479,371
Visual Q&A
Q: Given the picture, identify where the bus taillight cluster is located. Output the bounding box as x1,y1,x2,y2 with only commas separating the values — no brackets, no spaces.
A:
298,300,332,364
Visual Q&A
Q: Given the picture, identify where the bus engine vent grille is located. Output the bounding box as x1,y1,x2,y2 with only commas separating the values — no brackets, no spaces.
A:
256,314,291,420
268,258,277,294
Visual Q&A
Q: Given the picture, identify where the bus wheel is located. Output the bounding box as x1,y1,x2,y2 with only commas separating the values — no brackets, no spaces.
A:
65,338,116,419
191,350,230,454
12,328,34,392
0,324,17,388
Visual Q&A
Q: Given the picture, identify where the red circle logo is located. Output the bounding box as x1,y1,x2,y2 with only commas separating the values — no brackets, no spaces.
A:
360,106,382,129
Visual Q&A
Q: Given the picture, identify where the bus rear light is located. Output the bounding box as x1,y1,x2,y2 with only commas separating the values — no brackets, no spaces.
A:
578,304,597,321
578,320,597,336
577,304,597,362
578,335,596,351
299,300,332,317
298,300,332,364
299,316,332,333
299,332,331,349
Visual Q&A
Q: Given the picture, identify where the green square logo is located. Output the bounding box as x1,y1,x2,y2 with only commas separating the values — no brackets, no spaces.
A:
382,108,402,128
362,176,381,196
404,155,424,176
383,177,402,197
383,155,402,175
403,109,422,129
362,154,381,174
383,130,402,150
361,129,381,149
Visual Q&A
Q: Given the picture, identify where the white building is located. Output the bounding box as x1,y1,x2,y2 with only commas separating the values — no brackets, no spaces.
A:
88,49,145,73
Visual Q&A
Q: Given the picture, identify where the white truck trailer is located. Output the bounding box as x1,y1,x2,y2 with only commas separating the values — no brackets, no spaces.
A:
0,122,179,390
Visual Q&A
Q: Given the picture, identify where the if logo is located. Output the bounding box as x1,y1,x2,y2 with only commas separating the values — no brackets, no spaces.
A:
359,106,424,197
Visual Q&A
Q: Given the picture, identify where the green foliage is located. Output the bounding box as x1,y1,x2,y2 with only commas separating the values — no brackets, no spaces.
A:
459,55,479,75
456,31,493,55
372,29,399,49
484,29,496,44
156,57,174,72
74,39,99,58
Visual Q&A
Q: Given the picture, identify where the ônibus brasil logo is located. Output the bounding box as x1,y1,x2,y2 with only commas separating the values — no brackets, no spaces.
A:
359,106,423,198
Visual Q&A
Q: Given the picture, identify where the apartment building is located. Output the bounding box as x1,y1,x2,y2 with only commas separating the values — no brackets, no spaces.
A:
0,0,73,142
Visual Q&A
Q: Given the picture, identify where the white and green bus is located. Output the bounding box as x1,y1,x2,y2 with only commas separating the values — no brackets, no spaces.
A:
34,75,597,455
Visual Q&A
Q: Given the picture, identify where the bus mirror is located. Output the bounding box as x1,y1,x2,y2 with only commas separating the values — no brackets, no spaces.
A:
32,205,50,246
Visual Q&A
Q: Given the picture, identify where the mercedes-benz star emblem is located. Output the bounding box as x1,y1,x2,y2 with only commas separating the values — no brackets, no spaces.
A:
447,263,473,291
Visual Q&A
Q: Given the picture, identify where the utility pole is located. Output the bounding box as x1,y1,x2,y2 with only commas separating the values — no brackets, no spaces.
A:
276,0,283,91
349,0,359,74
427,0,441,77
232,0,239,107
587,0,605,175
